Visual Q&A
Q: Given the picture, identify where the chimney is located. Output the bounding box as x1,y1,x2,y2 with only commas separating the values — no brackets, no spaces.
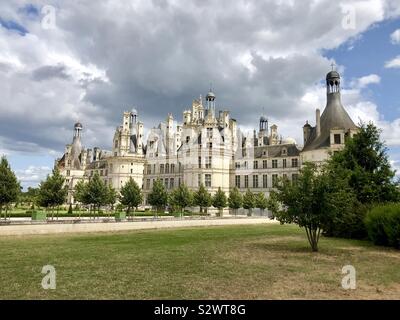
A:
316,109,321,137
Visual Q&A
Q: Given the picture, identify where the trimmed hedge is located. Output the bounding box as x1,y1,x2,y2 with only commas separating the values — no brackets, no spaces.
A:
365,203,400,249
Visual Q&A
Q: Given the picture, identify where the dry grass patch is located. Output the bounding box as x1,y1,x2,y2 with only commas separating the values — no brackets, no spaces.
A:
0,224,399,299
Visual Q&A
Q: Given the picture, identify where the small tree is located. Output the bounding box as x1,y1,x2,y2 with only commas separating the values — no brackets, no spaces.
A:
74,179,88,218
242,189,255,216
0,156,21,220
86,172,108,218
213,187,227,217
67,203,73,215
148,179,168,215
270,163,355,252
106,184,117,217
228,187,242,216
194,184,212,214
255,192,268,216
169,184,193,217
37,168,68,220
119,178,143,217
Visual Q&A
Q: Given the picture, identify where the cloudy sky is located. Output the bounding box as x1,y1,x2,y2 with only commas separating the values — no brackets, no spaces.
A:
0,0,399,189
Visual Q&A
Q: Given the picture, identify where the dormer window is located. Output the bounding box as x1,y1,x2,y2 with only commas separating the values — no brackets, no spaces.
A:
334,134,341,144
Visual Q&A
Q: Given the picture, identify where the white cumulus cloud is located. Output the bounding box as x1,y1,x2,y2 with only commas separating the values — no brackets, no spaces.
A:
385,55,400,68
390,29,400,44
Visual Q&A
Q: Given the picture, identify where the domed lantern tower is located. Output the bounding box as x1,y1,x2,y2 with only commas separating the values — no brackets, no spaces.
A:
206,87,216,118
74,122,83,139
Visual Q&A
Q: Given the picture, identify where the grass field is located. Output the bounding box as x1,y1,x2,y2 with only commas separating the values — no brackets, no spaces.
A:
0,224,399,299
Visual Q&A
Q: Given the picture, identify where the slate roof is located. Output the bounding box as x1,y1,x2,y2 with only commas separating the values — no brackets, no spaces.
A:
303,92,357,152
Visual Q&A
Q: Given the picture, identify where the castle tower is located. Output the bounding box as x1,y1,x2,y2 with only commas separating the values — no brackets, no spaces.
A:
70,122,83,169
302,67,358,158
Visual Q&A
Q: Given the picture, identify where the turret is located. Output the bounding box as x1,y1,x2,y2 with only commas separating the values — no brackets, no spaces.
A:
303,121,311,145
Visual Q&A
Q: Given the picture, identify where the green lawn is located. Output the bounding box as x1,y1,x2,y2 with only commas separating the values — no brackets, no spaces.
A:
0,224,399,299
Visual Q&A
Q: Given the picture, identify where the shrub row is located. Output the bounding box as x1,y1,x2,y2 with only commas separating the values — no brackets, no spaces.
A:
364,203,400,249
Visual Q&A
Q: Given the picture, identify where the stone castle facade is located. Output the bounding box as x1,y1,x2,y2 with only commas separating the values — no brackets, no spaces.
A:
56,69,357,205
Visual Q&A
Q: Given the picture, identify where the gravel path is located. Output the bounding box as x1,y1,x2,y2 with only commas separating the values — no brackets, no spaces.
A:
0,217,278,236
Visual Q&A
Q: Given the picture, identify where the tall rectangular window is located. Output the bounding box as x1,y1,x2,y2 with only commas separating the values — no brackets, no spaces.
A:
283,159,287,168
272,174,278,187
253,175,259,188
206,156,212,169
170,178,174,189
165,163,169,174
292,158,298,168
244,175,249,188
253,161,258,169
198,156,202,168
263,160,267,169
334,134,341,144
205,174,212,187
160,164,165,174
171,164,175,173
272,159,278,168
207,128,213,138
146,179,150,190
263,175,268,188
235,175,241,188
147,164,151,174
164,178,169,189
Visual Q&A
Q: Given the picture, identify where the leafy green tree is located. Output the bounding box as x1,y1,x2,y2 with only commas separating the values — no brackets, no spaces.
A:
106,184,117,216
74,180,88,204
242,189,255,216
194,184,212,213
255,192,268,216
73,179,88,218
325,122,400,238
148,179,168,214
37,168,68,220
328,122,399,203
169,184,193,217
228,187,243,215
86,172,108,218
270,163,355,252
213,187,227,217
0,156,21,219
119,178,143,216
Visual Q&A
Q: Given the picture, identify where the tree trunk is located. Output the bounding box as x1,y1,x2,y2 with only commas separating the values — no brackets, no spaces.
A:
305,226,319,252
